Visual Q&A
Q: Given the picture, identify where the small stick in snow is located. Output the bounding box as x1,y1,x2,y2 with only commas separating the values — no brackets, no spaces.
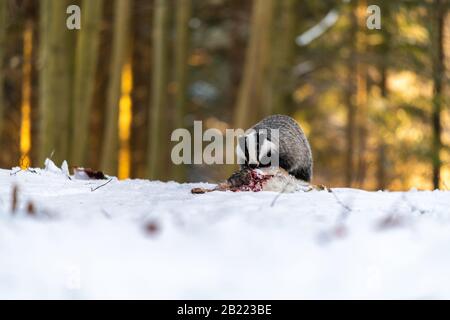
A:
91,178,113,192
11,185,18,214
330,189,353,222
10,169,22,176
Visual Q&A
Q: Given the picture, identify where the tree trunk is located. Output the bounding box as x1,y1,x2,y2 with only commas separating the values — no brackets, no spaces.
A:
377,66,388,190
71,0,104,166
147,0,169,180
101,0,131,175
355,0,368,188
234,0,274,130
20,21,33,168
38,0,52,164
376,1,391,191
431,0,446,190
257,0,275,119
345,3,357,187
0,1,6,146
271,0,296,115
39,0,74,164
173,0,191,182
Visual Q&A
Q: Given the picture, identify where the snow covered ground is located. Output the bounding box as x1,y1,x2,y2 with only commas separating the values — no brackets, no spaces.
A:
1,162,450,299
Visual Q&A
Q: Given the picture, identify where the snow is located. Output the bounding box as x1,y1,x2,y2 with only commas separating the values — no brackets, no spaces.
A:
1,162,450,299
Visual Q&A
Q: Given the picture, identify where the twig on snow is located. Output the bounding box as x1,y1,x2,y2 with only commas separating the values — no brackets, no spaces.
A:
329,188,353,221
91,178,113,192
330,189,352,213
10,169,22,176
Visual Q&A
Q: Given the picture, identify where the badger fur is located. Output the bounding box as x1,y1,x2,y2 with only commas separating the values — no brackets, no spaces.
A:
237,114,313,182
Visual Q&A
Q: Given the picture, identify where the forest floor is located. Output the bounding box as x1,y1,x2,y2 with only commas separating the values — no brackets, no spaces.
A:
1,162,450,299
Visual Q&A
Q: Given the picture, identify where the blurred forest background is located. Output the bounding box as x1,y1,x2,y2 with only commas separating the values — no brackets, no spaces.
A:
0,0,449,190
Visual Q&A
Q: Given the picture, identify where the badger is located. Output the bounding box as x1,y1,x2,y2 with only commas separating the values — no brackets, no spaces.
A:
191,115,316,194
236,114,313,182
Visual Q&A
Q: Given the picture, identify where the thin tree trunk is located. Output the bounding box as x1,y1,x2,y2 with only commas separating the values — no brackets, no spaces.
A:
147,0,169,180
0,1,6,145
431,0,446,189
233,1,260,130
52,0,74,163
71,0,103,166
234,0,274,130
173,0,191,182
345,4,357,187
20,21,33,168
355,0,368,188
271,0,296,115
38,0,52,164
376,1,391,191
101,0,131,175
39,0,73,164
377,66,388,190
258,0,274,119
130,1,153,179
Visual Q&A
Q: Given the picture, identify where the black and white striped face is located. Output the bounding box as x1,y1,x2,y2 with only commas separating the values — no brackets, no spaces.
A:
236,129,279,168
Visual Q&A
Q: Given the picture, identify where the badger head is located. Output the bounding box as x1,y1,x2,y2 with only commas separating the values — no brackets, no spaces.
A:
236,129,279,168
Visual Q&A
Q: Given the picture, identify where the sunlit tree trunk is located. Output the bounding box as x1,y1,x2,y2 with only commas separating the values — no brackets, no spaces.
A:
71,0,103,166
20,21,33,169
234,0,274,130
173,0,191,182
39,0,73,164
431,0,446,189
147,0,169,180
0,1,6,145
101,0,131,175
